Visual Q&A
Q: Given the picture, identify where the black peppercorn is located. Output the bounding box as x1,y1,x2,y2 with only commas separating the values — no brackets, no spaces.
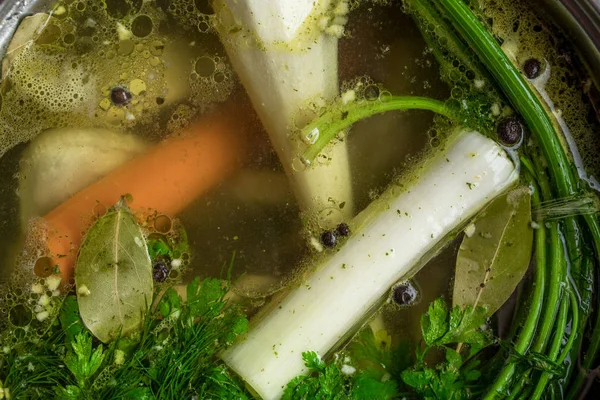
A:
523,58,542,79
153,262,169,282
336,223,350,237
110,86,132,106
320,230,337,248
392,282,418,306
496,117,524,146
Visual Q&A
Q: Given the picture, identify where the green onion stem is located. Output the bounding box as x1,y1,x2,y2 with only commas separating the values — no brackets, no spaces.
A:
435,0,600,396
566,216,600,398
409,0,492,84
300,96,454,164
559,284,581,365
435,0,576,197
530,165,564,355
505,369,529,400
531,294,569,400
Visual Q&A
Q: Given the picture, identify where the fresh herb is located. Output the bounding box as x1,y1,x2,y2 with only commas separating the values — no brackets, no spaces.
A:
401,348,482,400
59,332,105,392
283,352,352,400
0,275,249,399
283,298,493,400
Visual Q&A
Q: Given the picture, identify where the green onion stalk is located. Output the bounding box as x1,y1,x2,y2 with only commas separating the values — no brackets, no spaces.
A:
298,0,599,396
300,96,455,165
432,0,600,397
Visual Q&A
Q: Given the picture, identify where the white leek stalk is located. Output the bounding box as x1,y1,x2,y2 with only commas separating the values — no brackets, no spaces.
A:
222,129,518,400
213,0,354,220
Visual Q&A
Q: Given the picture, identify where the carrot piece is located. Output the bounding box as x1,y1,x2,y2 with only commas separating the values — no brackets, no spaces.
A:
44,113,245,283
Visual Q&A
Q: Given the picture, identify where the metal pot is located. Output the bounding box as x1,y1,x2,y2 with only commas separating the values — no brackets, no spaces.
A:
544,0,600,81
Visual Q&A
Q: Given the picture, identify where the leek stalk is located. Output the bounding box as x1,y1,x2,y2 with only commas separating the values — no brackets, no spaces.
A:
222,129,518,400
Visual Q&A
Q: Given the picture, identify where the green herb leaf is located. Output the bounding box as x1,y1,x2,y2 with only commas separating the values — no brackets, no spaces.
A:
157,287,183,318
303,351,326,372
351,374,397,400
75,198,153,343
282,351,350,400
64,332,105,388
59,295,84,344
453,187,533,316
421,297,451,345
54,385,83,399
421,298,492,357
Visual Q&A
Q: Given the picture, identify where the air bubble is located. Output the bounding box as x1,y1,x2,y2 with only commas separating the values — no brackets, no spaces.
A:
33,257,54,278
450,87,463,99
195,56,215,77
63,33,75,45
379,90,392,103
213,72,225,83
132,15,153,38
9,304,32,327
198,21,210,33
364,85,380,101
105,0,140,19
154,215,172,234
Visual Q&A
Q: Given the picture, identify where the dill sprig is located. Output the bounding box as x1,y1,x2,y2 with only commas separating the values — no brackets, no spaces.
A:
0,276,249,400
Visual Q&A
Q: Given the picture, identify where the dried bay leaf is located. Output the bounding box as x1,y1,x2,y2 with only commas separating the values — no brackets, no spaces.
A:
452,187,533,316
76,199,153,343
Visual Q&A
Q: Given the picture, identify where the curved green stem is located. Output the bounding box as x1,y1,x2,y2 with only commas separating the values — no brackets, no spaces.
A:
434,0,600,396
435,0,576,197
559,285,580,365
531,294,569,399
530,166,564,354
300,96,455,164
566,215,600,398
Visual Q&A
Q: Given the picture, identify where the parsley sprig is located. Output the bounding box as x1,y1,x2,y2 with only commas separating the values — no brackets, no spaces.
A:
0,277,249,400
282,298,492,400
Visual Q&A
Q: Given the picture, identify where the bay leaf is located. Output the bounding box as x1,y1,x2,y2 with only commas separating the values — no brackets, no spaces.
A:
452,187,533,316
75,199,153,343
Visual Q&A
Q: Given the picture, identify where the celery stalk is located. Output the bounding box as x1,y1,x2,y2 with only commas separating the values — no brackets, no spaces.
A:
222,129,518,400
213,0,355,219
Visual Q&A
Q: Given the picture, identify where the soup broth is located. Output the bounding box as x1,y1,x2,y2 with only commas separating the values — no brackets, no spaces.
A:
0,0,599,398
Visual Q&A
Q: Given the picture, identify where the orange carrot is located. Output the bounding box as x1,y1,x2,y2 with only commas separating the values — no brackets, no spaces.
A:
44,112,245,283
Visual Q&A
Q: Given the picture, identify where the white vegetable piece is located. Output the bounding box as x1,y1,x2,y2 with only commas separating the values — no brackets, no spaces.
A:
222,130,518,400
18,127,147,229
213,0,354,220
